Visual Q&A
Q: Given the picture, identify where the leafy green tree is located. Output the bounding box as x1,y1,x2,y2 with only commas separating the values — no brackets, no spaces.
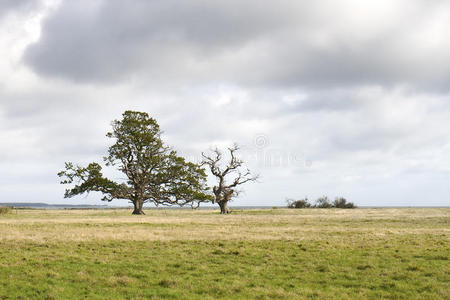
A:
58,111,212,214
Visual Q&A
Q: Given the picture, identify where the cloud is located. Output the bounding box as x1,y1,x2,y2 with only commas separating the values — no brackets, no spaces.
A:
1,0,450,206
24,0,450,91
0,0,40,18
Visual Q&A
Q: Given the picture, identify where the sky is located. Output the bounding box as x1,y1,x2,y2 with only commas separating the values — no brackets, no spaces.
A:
1,0,449,207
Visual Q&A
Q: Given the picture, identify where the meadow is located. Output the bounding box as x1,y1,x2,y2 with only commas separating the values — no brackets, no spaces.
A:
0,208,448,299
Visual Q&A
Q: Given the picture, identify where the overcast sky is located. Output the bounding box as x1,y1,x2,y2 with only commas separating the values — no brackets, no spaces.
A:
1,0,449,206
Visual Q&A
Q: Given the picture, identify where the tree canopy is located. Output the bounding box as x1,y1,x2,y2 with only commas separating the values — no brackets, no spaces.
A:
58,110,212,214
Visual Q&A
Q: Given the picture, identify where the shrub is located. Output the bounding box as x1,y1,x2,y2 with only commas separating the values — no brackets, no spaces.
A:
287,198,311,208
287,196,356,209
333,197,356,208
314,196,332,208
0,206,12,215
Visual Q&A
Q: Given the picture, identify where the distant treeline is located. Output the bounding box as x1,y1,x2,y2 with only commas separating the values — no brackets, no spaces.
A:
287,197,356,209
0,203,108,209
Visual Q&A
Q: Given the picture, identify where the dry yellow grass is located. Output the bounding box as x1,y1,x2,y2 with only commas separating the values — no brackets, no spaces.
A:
1,208,448,243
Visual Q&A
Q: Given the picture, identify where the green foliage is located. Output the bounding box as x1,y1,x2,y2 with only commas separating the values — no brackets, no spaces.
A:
58,111,213,213
58,162,124,201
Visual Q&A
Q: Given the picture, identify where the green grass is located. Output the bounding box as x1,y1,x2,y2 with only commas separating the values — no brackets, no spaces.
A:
0,208,448,299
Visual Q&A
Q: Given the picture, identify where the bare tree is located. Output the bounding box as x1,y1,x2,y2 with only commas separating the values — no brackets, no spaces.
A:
202,144,258,214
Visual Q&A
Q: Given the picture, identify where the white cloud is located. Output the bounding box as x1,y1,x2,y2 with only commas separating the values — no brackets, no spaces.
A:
0,0,449,206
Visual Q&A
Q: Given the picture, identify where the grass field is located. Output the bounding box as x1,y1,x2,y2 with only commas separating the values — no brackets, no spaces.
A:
0,208,448,299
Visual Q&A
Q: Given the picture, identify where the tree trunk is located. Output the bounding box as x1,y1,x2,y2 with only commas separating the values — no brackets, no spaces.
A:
132,199,145,215
218,201,231,214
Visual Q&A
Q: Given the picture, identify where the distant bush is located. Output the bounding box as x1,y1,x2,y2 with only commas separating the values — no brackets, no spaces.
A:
287,196,356,209
0,206,12,215
314,196,332,208
287,198,311,208
333,197,356,208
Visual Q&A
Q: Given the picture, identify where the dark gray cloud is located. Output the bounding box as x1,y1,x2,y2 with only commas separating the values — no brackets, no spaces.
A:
24,0,296,83
24,0,450,91
0,0,41,18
